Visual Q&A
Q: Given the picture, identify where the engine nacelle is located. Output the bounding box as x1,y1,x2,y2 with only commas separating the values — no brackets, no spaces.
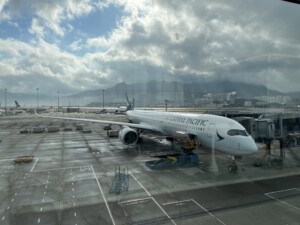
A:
119,127,138,145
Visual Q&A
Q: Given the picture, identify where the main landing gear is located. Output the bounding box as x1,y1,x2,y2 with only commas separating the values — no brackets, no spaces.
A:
137,129,143,143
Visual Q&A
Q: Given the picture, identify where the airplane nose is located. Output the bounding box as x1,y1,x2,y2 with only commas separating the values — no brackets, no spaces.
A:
248,139,259,154
238,139,258,155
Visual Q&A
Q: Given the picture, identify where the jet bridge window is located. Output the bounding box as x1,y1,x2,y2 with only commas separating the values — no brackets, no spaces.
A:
227,129,249,136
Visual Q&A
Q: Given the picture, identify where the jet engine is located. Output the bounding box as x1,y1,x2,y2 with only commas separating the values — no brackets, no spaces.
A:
119,127,138,145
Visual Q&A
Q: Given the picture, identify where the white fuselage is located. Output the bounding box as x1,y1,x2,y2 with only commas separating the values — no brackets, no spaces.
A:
127,110,258,156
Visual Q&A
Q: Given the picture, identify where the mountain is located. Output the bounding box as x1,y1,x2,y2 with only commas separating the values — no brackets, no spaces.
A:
2,81,298,107
67,80,284,99
66,80,288,106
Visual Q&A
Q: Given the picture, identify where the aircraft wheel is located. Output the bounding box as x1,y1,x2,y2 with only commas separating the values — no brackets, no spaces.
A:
228,164,238,173
233,165,238,171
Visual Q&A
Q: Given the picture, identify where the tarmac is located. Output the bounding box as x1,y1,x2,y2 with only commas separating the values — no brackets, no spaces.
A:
0,112,300,225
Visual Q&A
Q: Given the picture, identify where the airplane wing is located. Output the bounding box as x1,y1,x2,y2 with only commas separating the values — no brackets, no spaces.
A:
36,112,163,133
282,0,300,4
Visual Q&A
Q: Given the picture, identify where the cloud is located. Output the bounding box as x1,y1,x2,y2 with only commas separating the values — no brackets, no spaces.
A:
0,38,106,93
0,0,10,21
29,18,45,38
69,39,83,51
95,0,300,92
87,37,110,49
1,0,300,95
1,0,95,37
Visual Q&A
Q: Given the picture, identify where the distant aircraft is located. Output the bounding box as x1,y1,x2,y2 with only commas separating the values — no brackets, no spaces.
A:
100,92,132,113
105,106,128,113
282,0,300,4
69,92,132,114
15,100,21,108
10,100,44,114
62,105,129,114
36,99,258,172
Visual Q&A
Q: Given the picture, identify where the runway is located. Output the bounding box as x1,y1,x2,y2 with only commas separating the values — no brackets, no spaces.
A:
0,113,299,225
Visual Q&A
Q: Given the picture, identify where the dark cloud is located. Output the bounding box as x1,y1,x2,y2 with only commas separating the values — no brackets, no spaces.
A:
107,0,300,91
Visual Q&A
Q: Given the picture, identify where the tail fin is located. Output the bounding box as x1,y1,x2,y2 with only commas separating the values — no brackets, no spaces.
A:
125,91,134,110
15,100,20,108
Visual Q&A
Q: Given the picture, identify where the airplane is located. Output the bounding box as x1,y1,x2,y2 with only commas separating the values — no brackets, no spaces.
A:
90,106,128,114
10,100,46,114
97,92,133,114
54,92,132,114
36,100,258,171
282,0,300,4
59,106,128,114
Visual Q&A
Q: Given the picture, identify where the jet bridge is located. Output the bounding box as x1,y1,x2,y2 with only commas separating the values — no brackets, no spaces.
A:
235,115,300,167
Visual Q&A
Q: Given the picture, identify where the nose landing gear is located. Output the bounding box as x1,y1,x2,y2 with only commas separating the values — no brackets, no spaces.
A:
228,156,238,173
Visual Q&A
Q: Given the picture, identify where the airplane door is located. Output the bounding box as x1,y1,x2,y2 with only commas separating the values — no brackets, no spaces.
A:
207,123,216,138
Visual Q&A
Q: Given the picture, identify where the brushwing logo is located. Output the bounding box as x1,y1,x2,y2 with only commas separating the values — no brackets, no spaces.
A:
216,131,224,141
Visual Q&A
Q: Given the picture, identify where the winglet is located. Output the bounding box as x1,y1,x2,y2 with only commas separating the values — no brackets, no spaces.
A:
282,0,300,4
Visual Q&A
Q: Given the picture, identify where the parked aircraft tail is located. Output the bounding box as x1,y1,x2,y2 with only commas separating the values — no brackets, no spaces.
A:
125,91,134,110
15,100,21,108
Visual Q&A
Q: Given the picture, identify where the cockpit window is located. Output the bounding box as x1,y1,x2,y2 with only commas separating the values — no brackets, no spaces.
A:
227,129,249,136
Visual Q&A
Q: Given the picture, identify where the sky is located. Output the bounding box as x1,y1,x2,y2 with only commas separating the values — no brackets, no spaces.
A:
0,0,300,95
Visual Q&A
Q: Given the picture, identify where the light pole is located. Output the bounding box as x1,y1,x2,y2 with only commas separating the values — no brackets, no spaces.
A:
4,88,7,116
36,88,39,109
57,91,60,112
102,89,104,109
